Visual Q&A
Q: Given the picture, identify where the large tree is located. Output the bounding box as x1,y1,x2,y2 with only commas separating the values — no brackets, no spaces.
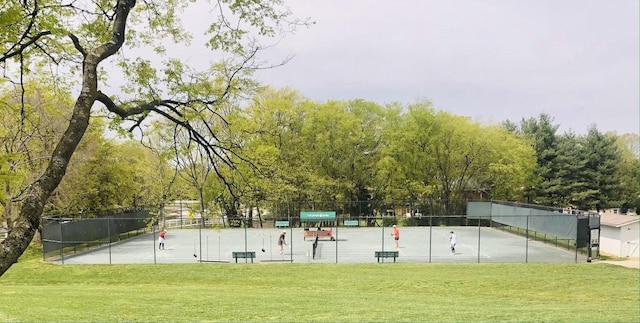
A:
50,138,167,212
505,115,634,211
505,114,561,205
579,127,623,211
0,0,301,276
383,102,536,214
614,133,640,213
0,81,74,230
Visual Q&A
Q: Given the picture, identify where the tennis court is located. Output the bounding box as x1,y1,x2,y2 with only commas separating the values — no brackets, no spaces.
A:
50,226,585,264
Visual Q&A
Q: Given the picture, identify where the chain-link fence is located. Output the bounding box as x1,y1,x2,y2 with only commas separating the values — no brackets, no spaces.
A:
42,201,599,264
42,208,154,262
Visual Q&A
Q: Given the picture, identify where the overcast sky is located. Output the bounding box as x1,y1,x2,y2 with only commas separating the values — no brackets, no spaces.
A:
243,1,638,135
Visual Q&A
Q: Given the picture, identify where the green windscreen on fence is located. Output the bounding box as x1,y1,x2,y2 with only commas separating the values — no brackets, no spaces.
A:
300,211,336,221
42,209,152,257
467,201,582,240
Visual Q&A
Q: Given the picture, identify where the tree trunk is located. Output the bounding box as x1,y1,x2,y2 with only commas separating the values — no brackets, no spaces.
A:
256,205,263,228
198,188,205,226
0,0,136,277
0,86,93,275
3,182,12,231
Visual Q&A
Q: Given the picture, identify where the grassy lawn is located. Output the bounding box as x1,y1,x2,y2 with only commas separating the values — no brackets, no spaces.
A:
0,254,638,322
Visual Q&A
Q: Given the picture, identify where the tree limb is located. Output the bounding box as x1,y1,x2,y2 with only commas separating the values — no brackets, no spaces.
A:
0,31,51,64
68,33,87,57
94,0,136,62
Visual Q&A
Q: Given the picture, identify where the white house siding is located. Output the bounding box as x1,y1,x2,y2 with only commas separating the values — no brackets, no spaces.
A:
598,212,639,258
600,226,622,257
621,223,639,258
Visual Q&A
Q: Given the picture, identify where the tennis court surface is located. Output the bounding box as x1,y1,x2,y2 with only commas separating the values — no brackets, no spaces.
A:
50,226,586,264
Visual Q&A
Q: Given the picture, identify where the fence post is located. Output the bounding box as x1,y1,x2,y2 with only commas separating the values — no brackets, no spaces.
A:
108,219,111,265
244,216,248,263
288,214,293,263
477,216,481,263
382,220,386,252
335,217,338,264
59,219,64,265
429,214,433,263
525,214,529,263
574,213,578,263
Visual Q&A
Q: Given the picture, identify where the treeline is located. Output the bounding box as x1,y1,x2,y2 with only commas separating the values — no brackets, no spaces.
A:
1,85,637,228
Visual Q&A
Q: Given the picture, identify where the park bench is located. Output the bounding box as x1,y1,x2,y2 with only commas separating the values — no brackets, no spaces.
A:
303,229,335,241
275,220,290,228
375,250,399,263
232,251,256,263
344,220,359,227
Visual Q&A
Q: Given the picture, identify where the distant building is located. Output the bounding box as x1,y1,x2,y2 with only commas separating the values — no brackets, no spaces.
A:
599,210,639,258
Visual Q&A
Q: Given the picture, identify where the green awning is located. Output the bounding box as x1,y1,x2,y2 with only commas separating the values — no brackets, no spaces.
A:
300,211,336,221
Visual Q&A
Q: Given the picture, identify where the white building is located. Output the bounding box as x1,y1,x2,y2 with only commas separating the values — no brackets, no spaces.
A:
599,211,639,258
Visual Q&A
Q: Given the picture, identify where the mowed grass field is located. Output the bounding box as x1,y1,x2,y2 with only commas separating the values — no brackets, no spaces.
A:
0,250,638,322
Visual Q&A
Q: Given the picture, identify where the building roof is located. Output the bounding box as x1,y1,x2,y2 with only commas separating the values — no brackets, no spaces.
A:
600,213,640,228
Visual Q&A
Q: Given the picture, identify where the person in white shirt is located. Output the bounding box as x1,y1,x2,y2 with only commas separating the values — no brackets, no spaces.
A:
449,231,457,255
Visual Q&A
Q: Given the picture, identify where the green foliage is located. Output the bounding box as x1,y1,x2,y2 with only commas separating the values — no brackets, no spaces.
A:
577,127,622,210
483,126,537,200
206,0,296,54
237,89,391,217
0,0,311,276
50,136,167,213
512,114,562,205
503,116,637,212
201,93,636,219
553,133,591,207
380,101,535,212
3,0,636,255
614,134,639,213
0,80,75,221
3,81,632,221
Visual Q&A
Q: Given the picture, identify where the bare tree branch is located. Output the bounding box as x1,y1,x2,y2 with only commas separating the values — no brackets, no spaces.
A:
68,33,87,57
0,31,51,64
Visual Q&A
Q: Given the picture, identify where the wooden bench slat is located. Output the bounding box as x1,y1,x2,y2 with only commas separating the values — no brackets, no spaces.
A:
303,230,334,241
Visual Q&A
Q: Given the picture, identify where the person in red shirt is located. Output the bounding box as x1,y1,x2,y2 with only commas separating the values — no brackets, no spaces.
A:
159,230,167,250
391,225,400,249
